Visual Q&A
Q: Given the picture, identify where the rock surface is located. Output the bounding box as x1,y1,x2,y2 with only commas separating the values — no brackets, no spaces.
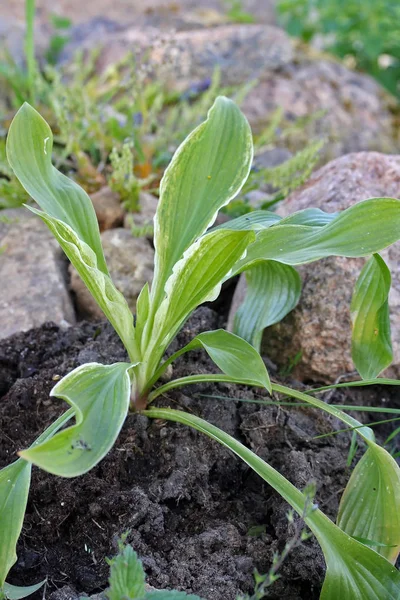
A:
0,209,76,340
70,228,154,319
57,22,399,162
242,56,398,160
249,152,400,382
90,186,125,231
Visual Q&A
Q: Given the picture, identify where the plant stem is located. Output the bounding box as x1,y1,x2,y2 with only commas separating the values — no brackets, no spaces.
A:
147,374,242,403
25,0,36,105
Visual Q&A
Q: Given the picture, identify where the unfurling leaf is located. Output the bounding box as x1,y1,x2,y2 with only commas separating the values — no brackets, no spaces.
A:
232,261,301,351
19,363,134,477
351,254,392,379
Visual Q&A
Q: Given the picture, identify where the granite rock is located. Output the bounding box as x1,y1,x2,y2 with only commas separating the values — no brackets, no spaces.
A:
0,209,76,339
257,152,400,382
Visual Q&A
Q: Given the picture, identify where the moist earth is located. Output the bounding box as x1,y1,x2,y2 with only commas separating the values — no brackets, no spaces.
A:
0,307,396,600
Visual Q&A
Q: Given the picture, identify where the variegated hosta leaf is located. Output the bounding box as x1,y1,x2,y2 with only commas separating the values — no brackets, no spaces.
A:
213,210,281,231
19,362,134,477
6,104,138,361
6,103,107,273
351,254,392,380
231,198,400,273
135,282,150,345
151,96,253,312
337,444,400,564
29,208,137,361
145,229,255,363
278,207,338,227
144,408,400,600
177,329,271,392
3,580,46,599
0,461,31,586
232,261,301,351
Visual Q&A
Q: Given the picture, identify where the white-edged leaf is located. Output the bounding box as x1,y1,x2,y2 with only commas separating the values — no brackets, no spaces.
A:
0,461,31,586
231,198,400,272
6,103,138,361
19,362,135,477
3,580,46,599
337,444,400,564
180,329,271,392
29,208,137,361
151,96,253,312
351,254,392,379
145,230,255,363
144,408,400,600
6,103,107,273
232,261,301,351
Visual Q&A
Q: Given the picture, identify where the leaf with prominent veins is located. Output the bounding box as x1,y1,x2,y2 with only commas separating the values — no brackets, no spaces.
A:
19,363,135,477
145,229,255,362
150,96,253,314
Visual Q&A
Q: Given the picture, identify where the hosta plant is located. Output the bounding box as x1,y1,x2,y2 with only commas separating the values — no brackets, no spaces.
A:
2,98,400,598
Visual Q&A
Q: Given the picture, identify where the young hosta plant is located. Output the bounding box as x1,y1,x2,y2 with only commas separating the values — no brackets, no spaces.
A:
2,98,400,598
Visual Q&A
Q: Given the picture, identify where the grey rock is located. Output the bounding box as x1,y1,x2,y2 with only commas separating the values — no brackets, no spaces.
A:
259,152,400,382
70,228,154,319
0,209,76,340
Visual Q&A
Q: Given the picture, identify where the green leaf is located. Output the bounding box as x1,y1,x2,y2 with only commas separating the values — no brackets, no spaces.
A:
213,210,281,231
232,261,301,351
278,208,338,227
351,254,392,379
144,230,255,366
232,198,400,272
6,103,107,273
6,104,137,361
151,96,253,312
0,461,31,586
135,283,150,345
145,592,204,599
107,544,146,600
3,580,46,599
28,207,137,361
144,408,400,600
337,444,400,564
19,362,134,477
177,329,271,392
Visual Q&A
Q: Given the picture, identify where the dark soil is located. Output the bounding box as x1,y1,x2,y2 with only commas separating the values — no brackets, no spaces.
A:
0,308,397,600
